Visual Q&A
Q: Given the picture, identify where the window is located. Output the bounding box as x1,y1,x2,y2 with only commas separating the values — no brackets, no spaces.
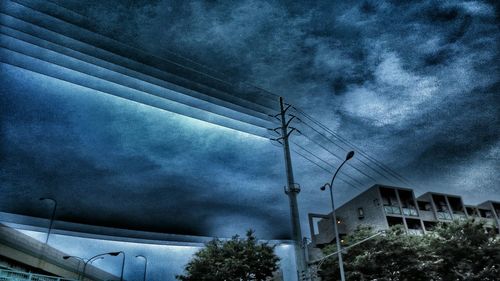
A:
387,216,404,227
381,188,401,215
433,195,452,220
358,207,365,219
406,218,423,235
466,207,477,217
448,197,466,219
479,209,493,218
418,201,432,211
423,221,437,231
399,190,418,217
493,203,500,217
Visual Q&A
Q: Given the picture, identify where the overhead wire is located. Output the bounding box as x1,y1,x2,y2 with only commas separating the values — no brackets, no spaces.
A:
0,56,271,140
5,0,415,192
292,106,413,186
268,123,364,190
10,0,280,108
296,130,380,184
291,142,364,189
47,0,281,105
0,3,287,137
290,147,362,191
297,118,396,184
0,11,277,121
0,31,275,130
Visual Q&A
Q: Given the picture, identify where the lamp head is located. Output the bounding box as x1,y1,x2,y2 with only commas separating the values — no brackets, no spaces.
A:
346,151,355,161
63,256,71,260
320,185,326,191
108,252,121,256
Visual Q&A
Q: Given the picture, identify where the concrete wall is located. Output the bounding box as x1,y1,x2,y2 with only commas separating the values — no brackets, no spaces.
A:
311,185,387,247
336,185,387,234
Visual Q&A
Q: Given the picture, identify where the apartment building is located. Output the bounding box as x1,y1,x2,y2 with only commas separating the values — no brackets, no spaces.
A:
309,184,500,248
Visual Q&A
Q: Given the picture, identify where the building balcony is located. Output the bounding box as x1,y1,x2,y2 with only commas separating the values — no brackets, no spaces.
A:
419,210,435,221
407,229,424,235
452,212,467,220
480,218,497,227
402,207,418,217
436,211,453,220
384,205,401,215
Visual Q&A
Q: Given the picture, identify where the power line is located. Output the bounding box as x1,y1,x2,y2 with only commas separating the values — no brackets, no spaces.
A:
297,119,396,185
8,0,414,191
292,106,413,186
0,32,279,133
291,142,364,190
44,0,282,105
292,141,337,169
11,0,280,108
295,130,379,184
0,11,278,124
0,56,270,140
291,147,362,191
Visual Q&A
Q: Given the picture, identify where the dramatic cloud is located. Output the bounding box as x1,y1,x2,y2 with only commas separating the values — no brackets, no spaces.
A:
1,0,499,244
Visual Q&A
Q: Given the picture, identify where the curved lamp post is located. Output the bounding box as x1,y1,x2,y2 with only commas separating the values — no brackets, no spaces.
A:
62,256,103,280
64,252,124,281
39,197,57,245
320,151,354,281
135,255,147,281
112,251,126,281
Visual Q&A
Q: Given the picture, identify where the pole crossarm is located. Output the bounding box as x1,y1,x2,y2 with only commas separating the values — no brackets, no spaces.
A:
286,127,300,138
285,115,297,128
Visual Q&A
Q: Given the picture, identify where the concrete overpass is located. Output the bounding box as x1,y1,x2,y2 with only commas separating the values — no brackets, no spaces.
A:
0,221,120,281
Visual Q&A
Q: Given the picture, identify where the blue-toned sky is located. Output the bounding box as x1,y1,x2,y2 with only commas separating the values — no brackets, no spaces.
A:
1,0,499,244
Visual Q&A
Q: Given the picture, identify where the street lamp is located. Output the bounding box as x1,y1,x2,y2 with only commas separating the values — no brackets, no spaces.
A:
136,255,147,281
65,252,124,281
320,150,354,281
39,197,57,245
62,256,103,280
109,251,125,281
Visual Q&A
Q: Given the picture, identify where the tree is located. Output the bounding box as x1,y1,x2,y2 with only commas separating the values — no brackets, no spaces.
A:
319,225,434,281
176,230,280,281
430,220,500,281
318,220,500,281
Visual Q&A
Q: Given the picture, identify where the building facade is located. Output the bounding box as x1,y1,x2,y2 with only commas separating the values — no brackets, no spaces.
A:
308,184,500,250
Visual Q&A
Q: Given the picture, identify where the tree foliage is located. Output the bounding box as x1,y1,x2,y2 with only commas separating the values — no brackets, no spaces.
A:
319,220,500,281
176,230,280,281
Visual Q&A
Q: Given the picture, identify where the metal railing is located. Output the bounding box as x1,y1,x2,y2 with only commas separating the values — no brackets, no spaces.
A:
402,207,418,217
437,211,453,220
384,205,401,215
0,269,77,281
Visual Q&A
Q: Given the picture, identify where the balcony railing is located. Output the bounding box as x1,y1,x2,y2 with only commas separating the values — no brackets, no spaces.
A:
453,212,467,220
0,269,77,281
437,211,453,220
402,207,418,217
407,229,424,235
384,205,401,215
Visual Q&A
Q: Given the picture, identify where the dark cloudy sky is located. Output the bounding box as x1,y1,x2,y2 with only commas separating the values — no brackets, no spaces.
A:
1,0,499,242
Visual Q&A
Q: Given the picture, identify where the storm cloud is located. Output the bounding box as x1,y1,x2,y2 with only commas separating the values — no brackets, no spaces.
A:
1,0,499,241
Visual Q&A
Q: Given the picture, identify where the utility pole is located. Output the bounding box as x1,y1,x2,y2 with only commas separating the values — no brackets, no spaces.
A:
271,97,309,280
